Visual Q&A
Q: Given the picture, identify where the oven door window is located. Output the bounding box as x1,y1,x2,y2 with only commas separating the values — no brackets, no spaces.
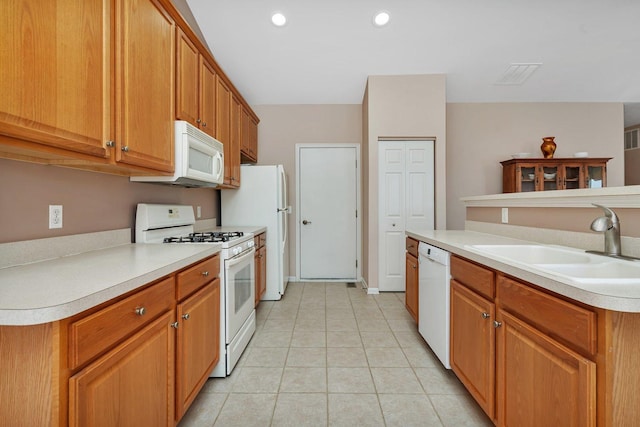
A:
225,248,255,341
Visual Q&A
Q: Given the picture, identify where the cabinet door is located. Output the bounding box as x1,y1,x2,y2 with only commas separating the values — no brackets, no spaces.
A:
258,246,267,302
216,76,232,184
514,164,537,192
585,163,606,188
561,164,582,190
230,95,242,185
116,0,175,172
240,107,258,162
176,28,199,127
496,310,596,427
540,164,560,191
405,252,418,323
0,0,111,159
199,59,216,137
176,280,220,420
69,311,175,427
450,280,495,420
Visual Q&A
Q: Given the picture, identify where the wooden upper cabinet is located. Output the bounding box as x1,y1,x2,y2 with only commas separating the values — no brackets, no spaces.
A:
115,0,175,173
230,95,242,186
176,29,200,127
199,60,216,138
241,107,259,163
0,0,111,159
176,28,216,137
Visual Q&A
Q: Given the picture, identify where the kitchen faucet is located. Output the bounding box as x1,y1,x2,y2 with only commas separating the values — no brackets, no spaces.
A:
589,203,622,257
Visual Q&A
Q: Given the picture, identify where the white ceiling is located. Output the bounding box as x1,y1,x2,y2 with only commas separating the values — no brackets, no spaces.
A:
186,0,640,126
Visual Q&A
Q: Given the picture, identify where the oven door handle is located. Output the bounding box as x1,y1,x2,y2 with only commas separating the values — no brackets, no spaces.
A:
226,247,256,268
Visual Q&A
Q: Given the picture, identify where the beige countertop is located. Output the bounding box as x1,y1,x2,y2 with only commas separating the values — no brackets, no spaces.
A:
406,229,640,313
0,243,221,326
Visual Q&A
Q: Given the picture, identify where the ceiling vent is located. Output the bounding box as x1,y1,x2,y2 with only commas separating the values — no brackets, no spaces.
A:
495,63,542,85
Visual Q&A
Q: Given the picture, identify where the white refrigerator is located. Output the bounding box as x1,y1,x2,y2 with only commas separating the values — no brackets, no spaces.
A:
221,165,290,300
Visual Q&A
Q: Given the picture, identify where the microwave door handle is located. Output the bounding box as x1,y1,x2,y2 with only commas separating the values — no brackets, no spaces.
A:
215,153,223,181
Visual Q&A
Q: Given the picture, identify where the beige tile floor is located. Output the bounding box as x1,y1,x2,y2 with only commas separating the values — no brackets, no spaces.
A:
178,282,494,427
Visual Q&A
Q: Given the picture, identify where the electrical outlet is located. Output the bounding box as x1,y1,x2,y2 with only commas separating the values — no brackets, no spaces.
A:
49,205,63,229
501,207,509,224
196,206,202,218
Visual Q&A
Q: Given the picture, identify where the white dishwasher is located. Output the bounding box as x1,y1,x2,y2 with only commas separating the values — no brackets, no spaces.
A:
418,242,451,369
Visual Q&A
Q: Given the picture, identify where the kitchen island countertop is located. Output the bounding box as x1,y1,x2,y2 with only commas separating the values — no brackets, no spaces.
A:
0,243,221,326
407,229,640,313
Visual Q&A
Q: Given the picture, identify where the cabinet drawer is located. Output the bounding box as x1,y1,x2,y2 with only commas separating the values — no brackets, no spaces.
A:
406,237,419,258
450,256,495,300
69,277,175,369
176,255,220,301
497,274,597,356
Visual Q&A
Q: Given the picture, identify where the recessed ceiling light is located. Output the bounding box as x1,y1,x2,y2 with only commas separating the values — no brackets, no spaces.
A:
271,12,287,27
373,11,390,27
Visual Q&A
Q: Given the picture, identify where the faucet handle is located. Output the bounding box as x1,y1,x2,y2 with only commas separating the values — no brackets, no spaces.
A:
592,203,619,223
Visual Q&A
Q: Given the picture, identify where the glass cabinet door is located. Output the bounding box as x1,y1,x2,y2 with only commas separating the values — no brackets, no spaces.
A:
563,165,581,190
586,165,605,188
541,166,559,191
518,165,537,192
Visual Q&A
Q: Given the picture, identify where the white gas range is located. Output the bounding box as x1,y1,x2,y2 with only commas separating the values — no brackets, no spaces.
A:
135,204,255,377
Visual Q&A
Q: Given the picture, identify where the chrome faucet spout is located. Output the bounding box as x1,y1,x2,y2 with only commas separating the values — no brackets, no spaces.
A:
590,204,621,256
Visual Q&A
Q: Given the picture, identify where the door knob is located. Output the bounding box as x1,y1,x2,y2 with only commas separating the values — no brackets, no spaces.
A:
302,220,312,225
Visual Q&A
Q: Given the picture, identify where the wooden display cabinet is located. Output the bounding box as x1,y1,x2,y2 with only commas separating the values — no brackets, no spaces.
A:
501,158,610,193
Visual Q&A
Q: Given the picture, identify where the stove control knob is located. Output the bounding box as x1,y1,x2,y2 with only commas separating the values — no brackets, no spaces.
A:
233,247,241,256
248,241,255,248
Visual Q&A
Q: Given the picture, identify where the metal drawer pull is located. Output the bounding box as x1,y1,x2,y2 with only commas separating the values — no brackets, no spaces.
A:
171,322,179,329
135,307,146,316
121,146,129,152
202,271,209,277
481,312,490,319
182,313,190,320
493,320,502,328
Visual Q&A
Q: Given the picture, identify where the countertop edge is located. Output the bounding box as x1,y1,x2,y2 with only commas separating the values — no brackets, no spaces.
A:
0,244,221,326
406,229,640,313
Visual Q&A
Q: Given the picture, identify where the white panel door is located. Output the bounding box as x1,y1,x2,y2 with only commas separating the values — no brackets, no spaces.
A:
378,140,434,291
299,146,358,279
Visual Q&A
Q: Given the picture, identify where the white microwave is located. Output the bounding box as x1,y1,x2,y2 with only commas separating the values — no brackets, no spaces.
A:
131,121,224,187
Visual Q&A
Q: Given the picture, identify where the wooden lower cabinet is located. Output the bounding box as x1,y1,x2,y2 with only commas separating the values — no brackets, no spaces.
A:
0,254,221,427
254,232,267,306
496,310,596,427
405,237,419,323
69,311,175,427
450,255,599,426
405,252,419,322
175,280,220,420
450,280,495,420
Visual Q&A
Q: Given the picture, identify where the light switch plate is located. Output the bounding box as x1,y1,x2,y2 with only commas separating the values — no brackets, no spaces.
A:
501,207,508,224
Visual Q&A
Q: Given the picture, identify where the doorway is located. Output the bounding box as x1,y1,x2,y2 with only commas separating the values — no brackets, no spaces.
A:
296,144,361,281
378,139,435,291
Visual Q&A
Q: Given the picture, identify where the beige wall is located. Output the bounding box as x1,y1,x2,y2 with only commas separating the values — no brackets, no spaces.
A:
251,104,363,279
0,159,218,243
446,102,625,230
364,75,447,289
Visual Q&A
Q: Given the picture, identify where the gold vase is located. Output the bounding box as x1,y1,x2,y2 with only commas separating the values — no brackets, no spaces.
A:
540,137,556,158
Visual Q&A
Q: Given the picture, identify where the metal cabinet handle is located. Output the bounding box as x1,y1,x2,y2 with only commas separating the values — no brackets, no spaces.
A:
196,118,201,124
121,146,129,152
481,312,490,319
171,321,179,329
302,220,312,225
202,271,209,277
493,320,502,328
202,122,207,127
182,313,190,320
106,140,115,148
135,307,146,316
412,264,417,269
